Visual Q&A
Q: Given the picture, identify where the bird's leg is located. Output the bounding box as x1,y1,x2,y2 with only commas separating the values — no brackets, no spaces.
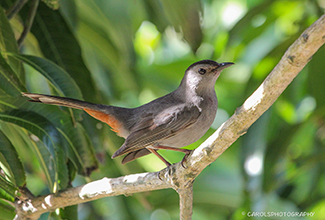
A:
152,145,192,168
152,145,191,154
147,148,171,167
180,151,192,168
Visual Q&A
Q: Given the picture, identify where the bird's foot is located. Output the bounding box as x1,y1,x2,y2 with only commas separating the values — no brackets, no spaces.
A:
181,150,192,168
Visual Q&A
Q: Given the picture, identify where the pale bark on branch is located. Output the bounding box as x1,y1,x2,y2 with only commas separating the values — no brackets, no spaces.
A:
15,14,325,220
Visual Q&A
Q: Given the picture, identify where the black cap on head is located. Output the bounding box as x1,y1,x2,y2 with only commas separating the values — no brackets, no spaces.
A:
186,60,219,72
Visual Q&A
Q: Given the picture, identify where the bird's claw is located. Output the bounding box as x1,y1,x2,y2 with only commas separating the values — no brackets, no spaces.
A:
181,150,192,168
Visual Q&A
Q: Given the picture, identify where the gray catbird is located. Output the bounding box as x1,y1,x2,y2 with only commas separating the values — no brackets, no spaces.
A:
23,60,234,166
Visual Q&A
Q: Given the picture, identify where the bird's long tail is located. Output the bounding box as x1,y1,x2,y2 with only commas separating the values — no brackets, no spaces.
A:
22,92,99,110
22,92,127,136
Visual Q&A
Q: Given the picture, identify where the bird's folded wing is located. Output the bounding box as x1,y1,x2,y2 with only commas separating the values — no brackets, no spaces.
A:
121,148,151,164
112,105,201,157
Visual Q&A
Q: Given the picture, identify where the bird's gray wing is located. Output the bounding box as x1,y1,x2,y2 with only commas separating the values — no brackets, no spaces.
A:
112,105,201,158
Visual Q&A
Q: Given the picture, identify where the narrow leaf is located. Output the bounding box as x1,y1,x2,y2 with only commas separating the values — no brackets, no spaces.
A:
0,5,24,81
160,0,203,51
0,129,26,187
20,2,96,101
42,0,60,10
0,175,17,202
22,102,97,176
8,54,82,101
0,199,15,220
60,202,78,220
1,94,98,177
56,138,69,189
0,53,25,96
0,110,59,192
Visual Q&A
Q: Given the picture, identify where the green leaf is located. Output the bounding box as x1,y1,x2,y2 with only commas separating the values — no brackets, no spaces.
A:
0,52,97,177
60,200,78,220
142,0,168,32
0,91,23,111
77,1,143,95
55,122,98,176
20,2,96,101
0,53,25,96
7,53,84,121
228,0,275,44
0,6,26,96
0,110,59,192
56,137,68,190
0,175,17,202
160,0,203,51
0,92,97,176
0,87,97,177
25,103,97,176
0,129,26,187
8,54,83,100
0,5,24,82
42,0,60,10
0,199,15,220
74,123,97,175
263,122,299,192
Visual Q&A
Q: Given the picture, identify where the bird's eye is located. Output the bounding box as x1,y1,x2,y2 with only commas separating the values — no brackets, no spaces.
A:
198,68,206,75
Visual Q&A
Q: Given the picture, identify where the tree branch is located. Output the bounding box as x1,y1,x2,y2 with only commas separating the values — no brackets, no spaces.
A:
15,14,325,219
15,172,169,219
178,185,193,220
17,0,39,48
6,0,29,20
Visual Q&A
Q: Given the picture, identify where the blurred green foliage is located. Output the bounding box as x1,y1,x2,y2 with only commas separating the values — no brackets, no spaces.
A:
0,0,324,219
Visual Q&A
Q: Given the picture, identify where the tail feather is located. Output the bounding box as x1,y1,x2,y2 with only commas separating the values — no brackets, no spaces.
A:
22,92,100,110
22,92,129,138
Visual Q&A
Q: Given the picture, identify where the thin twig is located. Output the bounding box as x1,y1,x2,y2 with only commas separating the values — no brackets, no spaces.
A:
17,0,39,48
6,0,29,20
14,14,325,220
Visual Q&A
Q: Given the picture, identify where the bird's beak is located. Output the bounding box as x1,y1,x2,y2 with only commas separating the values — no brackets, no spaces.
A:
216,62,234,71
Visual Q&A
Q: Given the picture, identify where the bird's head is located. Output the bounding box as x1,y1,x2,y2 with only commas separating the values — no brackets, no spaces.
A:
180,60,234,94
